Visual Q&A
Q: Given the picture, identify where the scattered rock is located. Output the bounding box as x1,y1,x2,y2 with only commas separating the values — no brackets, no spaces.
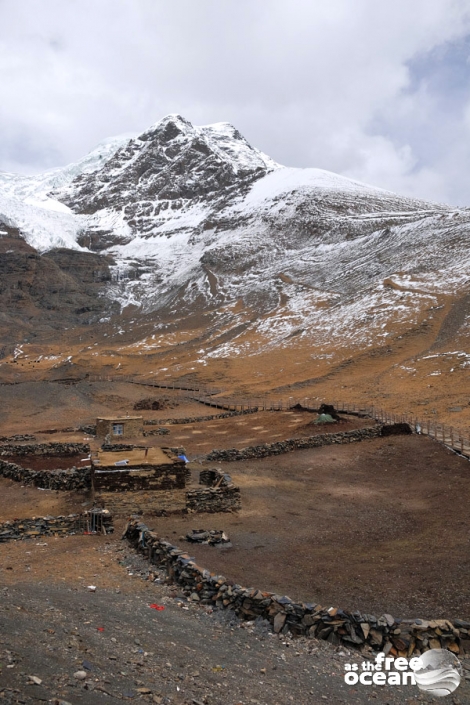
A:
28,675,42,685
73,670,87,680
186,529,230,545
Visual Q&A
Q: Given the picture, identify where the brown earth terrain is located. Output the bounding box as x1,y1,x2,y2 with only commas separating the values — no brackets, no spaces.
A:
0,275,469,436
2,386,470,703
5,537,460,705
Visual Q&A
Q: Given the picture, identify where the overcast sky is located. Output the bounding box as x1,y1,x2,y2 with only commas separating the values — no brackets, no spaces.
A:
1,0,470,205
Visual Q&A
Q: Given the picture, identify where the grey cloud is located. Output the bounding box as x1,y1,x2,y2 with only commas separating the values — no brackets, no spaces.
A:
0,0,470,203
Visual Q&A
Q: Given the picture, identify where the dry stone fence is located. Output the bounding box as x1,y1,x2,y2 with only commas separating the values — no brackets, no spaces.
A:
0,442,91,490
0,459,91,490
0,442,89,456
206,426,384,462
124,517,470,656
187,469,241,513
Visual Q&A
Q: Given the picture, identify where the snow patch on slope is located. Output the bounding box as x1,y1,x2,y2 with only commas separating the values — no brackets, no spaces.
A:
0,193,86,251
0,134,132,251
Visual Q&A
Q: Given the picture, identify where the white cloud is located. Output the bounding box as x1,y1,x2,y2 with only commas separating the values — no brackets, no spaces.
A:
0,0,470,204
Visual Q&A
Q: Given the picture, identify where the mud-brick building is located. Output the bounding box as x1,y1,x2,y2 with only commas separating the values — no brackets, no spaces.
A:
96,416,143,439
92,447,187,515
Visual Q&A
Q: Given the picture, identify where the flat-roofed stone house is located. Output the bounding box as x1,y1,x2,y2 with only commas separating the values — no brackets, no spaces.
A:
92,446,187,515
96,416,143,439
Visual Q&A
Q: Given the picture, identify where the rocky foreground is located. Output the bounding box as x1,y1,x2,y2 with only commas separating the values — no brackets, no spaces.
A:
1,538,470,704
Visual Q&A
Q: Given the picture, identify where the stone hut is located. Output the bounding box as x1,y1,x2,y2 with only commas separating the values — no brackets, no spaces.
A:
91,447,187,515
96,416,143,440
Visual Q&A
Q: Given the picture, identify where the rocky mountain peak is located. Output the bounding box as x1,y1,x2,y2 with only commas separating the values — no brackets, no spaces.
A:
1,115,470,364
54,114,279,219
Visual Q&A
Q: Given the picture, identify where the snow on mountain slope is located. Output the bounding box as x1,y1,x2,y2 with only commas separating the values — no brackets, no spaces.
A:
1,113,470,356
0,133,131,252
0,192,85,251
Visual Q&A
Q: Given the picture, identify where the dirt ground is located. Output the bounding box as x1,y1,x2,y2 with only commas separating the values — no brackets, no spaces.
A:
4,539,463,705
1,454,89,471
3,390,470,703
0,478,92,521
0,381,219,436
159,434,470,621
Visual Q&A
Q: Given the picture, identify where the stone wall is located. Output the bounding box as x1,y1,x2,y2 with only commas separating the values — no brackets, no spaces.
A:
143,408,259,426
199,469,221,486
0,509,113,541
143,428,170,437
123,518,470,655
0,459,91,490
101,443,137,452
186,486,241,513
199,468,233,488
93,463,186,493
95,490,187,516
79,424,96,435
0,442,90,457
0,434,37,443
206,426,383,462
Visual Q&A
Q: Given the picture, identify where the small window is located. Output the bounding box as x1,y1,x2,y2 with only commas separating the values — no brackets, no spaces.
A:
112,423,124,436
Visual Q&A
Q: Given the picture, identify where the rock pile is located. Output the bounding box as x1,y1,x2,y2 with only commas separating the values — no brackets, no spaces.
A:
206,426,383,462
199,468,233,487
0,459,91,490
134,397,178,410
0,509,113,541
124,518,470,655
186,529,230,545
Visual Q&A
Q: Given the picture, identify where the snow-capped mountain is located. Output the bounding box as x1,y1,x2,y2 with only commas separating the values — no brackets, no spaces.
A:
1,114,470,358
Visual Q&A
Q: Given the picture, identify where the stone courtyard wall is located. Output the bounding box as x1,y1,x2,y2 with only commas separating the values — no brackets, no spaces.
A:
186,486,241,513
0,442,90,457
123,518,470,655
0,459,91,490
206,426,383,462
